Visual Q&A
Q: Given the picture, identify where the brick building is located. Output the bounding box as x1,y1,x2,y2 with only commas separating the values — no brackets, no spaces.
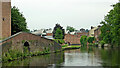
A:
64,34,81,45
0,0,11,39
64,32,88,45
46,33,53,36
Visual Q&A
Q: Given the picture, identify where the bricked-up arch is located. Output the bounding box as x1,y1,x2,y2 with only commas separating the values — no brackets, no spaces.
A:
0,32,62,54
24,41,30,53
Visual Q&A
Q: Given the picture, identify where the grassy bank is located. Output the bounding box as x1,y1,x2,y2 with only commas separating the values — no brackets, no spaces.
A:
62,44,81,50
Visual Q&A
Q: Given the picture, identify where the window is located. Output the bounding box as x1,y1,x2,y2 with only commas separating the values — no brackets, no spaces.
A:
3,18,5,21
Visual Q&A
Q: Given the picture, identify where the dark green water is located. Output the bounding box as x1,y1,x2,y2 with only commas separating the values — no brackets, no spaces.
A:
1,47,120,68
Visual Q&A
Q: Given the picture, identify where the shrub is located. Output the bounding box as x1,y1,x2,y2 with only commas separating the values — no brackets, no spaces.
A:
88,43,93,46
87,37,95,43
80,35,87,46
99,40,105,46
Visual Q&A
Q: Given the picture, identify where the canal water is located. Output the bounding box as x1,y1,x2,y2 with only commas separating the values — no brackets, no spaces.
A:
2,47,120,68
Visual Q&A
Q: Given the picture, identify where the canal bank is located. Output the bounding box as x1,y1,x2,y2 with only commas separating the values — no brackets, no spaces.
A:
2,44,80,62
62,45,81,50
1,46,120,67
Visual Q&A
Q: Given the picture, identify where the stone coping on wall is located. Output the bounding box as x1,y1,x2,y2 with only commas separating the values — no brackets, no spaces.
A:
0,32,55,45
0,0,11,2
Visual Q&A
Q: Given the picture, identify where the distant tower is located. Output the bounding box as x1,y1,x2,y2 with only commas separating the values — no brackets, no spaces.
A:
0,0,11,39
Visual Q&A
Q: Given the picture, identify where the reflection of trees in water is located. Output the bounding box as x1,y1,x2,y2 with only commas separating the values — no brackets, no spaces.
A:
99,48,120,67
2,52,64,67
80,46,120,66
2,47,120,67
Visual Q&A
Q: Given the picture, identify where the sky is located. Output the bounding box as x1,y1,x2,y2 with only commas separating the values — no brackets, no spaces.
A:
11,0,118,30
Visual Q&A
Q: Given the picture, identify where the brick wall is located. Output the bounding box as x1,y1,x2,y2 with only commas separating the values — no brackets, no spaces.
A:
64,34,81,44
0,2,11,39
0,1,2,39
1,32,62,55
64,32,88,45
46,33,53,36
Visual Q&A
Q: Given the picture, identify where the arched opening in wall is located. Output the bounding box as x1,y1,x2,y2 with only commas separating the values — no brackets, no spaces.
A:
23,41,30,53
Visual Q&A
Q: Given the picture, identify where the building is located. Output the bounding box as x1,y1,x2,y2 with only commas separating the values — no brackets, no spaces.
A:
46,28,53,36
88,26,98,37
44,28,54,39
80,28,85,33
31,29,46,36
0,0,11,39
64,30,88,45
94,26,101,42
64,34,81,45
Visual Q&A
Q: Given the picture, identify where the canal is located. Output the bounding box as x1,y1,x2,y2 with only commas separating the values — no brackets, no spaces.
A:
2,47,120,68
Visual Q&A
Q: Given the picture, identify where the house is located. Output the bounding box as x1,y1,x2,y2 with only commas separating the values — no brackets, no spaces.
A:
88,26,98,37
64,34,81,45
31,29,46,36
64,29,89,45
94,25,101,42
44,28,54,39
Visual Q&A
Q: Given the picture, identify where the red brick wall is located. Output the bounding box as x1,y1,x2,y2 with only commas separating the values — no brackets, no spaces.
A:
1,32,61,54
0,2,11,38
64,34,81,44
77,32,88,36
64,32,88,45
46,33,53,36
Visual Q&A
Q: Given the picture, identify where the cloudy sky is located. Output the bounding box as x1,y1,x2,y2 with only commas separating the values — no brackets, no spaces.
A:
11,0,118,30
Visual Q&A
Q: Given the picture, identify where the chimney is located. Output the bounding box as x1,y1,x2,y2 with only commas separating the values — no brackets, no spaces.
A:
91,26,94,29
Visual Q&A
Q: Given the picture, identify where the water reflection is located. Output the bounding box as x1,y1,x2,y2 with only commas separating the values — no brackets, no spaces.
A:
99,47,120,67
2,52,64,67
2,47,120,67
61,49,102,66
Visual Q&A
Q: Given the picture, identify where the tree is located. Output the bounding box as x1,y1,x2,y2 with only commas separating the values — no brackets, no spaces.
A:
11,6,29,35
87,37,95,43
53,24,65,39
100,2,120,46
55,28,64,39
80,35,87,47
66,26,75,32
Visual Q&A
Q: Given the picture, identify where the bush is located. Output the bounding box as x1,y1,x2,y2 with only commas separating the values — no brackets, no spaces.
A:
93,43,98,46
87,37,95,43
88,43,93,46
80,35,87,46
99,40,105,46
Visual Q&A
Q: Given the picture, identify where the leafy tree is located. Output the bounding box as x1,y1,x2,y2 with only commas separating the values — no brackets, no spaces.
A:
53,24,65,39
11,6,29,35
66,26,75,32
85,29,89,32
100,2,120,46
80,35,87,47
87,37,95,43
55,28,64,39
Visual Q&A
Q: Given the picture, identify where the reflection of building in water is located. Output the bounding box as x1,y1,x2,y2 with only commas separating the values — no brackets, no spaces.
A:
0,0,11,39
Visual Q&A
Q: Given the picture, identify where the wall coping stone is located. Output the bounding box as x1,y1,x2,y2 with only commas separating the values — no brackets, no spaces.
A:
0,32,55,44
